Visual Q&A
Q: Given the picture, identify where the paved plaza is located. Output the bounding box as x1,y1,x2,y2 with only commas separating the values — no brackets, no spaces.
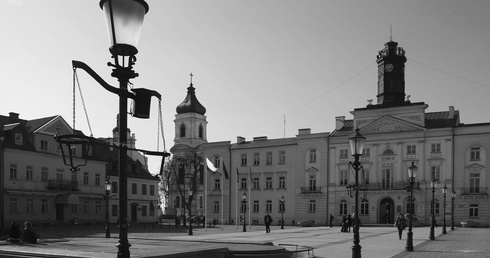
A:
0,224,489,257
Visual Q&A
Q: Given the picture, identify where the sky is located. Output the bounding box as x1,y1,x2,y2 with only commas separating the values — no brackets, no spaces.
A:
1,0,490,175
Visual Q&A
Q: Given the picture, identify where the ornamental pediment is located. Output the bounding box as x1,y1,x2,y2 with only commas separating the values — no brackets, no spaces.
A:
360,116,424,134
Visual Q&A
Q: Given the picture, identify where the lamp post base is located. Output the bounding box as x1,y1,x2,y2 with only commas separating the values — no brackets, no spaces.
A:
429,226,435,240
442,224,447,234
351,244,361,258
116,240,131,258
405,231,414,251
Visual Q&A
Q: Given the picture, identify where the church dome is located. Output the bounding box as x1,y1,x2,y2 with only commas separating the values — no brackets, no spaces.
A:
176,84,206,115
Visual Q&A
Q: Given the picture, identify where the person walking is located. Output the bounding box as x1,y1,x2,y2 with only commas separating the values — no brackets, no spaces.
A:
22,221,38,244
329,213,334,228
264,212,273,233
7,222,21,242
394,213,406,240
340,215,347,232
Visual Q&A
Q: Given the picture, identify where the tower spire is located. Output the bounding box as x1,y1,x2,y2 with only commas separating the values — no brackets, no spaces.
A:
390,25,393,41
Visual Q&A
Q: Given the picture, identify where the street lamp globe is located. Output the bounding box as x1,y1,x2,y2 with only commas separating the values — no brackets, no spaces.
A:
105,180,112,192
100,0,149,56
349,128,366,155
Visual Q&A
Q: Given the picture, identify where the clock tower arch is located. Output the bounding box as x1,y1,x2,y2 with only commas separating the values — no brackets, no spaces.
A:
376,40,407,105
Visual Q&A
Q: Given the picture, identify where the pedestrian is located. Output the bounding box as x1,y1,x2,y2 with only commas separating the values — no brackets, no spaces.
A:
394,213,406,240
347,215,353,232
340,215,347,232
22,221,38,244
264,212,273,233
329,213,334,228
7,222,21,243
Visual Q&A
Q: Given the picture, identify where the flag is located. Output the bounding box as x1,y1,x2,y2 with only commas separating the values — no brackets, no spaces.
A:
206,157,217,173
222,162,229,180
236,167,239,183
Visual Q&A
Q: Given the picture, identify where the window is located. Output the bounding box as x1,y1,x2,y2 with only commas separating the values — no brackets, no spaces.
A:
41,167,48,181
339,200,347,215
266,176,273,189
470,147,481,161
214,201,220,213
278,176,286,189
112,205,118,217
340,170,348,186
95,174,101,186
279,151,286,165
469,204,479,217
432,199,440,215
407,145,416,155
252,177,260,189
214,156,220,168
41,199,49,213
360,199,369,215
309,200,316,213
241,153,247,166
431,143,441,153
26,166,33,181
56,169,64,182
406,197,415,215
214,179,221,190
266,152,272,165
340,149,348,159
83,172,89,185
10,164,17,179
253,200,259,213
141,205,147,216
150,185,155,195
382,168,394,189
362,148,370,157
26,199,34,213
180,124,186,138
309,149,317,163
431,166,440,182
266,200,272,213
142,184,147,195
309,175,317,191
83,200,89,214
253,153,260,166
363,168,370,184
41,140,48,151
469,173,480,194
95,201,102,214
71,171,77,183
9,198,18,213
240,178,247,190
199,196,203,209
112,182,118,194
198,124,204,139
132,183,137,194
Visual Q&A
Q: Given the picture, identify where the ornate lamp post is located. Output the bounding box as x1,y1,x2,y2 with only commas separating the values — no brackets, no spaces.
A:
280,195,285,229
188,190,193,236
242,192,247,232
348,128,366,258
429,177,437,240
105,179,112,238
451,190,456,230
442,185,448,234
405,162,417,252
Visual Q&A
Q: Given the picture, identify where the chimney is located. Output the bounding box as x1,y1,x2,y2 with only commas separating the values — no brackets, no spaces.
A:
9,112,19,120
298,128,311,135
335,116,345,130
237,136,245,144
449,106,454,119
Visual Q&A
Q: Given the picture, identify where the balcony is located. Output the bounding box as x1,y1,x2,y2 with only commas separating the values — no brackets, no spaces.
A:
47,180,79,191
460,187,487,195
301,187,322,194
357,182,420,191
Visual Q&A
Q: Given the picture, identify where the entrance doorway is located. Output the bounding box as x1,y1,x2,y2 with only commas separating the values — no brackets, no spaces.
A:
131,203,138,223
56,204,64,221
379,198,394,224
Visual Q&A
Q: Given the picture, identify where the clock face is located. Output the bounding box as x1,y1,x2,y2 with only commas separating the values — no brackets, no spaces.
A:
385,64,394,72
378,65,384,75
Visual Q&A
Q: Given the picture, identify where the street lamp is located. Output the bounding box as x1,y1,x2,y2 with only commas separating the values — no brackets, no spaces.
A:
451,190,456,230
405,162,417,252
242,192,247,232
348,128,365,258
188,190,193,236
280,195,285,229
105,179,112,238
429,177,437,240
442,185,448,234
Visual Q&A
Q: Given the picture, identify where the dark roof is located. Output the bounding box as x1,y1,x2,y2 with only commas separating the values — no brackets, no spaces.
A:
176,84,206,115
231,137,297,149
25,116,57,132
425,111,459,128
331,120,354,137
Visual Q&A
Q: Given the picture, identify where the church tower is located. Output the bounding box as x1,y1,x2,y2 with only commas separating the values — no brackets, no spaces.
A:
376,39,407,105
171,75,208,151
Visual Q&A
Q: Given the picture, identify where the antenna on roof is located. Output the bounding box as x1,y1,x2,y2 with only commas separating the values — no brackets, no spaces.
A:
390,25,393,41
190,73,193,85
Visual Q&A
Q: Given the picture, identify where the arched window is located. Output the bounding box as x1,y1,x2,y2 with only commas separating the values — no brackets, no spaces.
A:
360,199,369,215
180,124,186,138
382,149,395,155
339,200,348,215
198,124,204,139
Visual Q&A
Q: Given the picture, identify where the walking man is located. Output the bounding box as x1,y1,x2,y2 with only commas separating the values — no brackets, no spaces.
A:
394,213,406,240
329,213,334,228
264,212,273,233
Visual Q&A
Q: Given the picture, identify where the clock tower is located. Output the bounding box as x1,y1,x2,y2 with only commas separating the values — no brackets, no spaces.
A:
376,40,407,105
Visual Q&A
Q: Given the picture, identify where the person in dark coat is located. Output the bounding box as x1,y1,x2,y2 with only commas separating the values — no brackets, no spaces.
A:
22,221,38,244
7,222,21,242
329,214,334,228
264,212,273,233
347,215,353,232
394,213,406,240
341,215,347,232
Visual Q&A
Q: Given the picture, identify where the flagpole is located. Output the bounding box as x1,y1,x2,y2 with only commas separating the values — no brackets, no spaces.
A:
204,156,208,231
248,166,251,230
235,167,238,230
221,158,224,230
